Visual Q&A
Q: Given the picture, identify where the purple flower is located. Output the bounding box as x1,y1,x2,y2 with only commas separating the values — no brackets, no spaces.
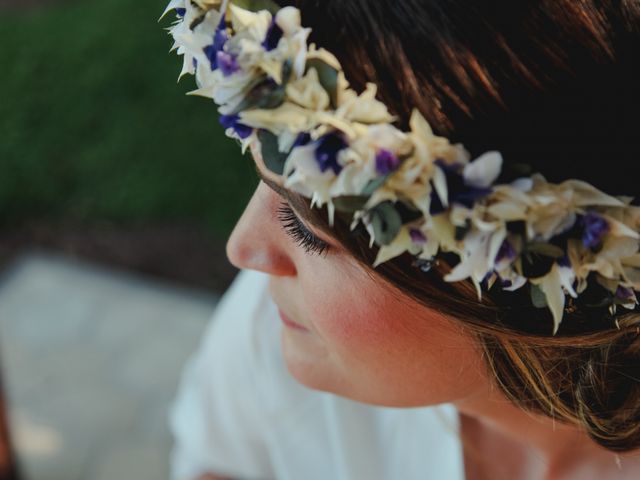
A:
293,132,311,148
429,159,492,214
375,149,400,175
581,212,609,248
496,239,517,263
262,19,283,51
219,114,252,139
314,133,347,174
175,7,186,17
203,18,229,71
616,286,635,301
216,51,240,76
409,228,427,244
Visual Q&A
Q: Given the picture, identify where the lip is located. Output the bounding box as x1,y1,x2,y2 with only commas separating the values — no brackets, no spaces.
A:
278,309,310,332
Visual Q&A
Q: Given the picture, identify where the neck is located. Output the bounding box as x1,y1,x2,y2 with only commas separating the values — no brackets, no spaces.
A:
453,388,627,475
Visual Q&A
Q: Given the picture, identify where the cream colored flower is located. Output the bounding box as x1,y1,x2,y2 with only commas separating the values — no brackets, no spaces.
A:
285,68,331,111
444,227,507,289
335,83,395,125
283,143,337,207
530,263,577,334
193,0,223,10
239,102,317,135
166,0,640,332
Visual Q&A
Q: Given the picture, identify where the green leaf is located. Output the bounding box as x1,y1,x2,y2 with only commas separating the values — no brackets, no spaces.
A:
230,78,286,114
526,242,565,259
281,59,293,85
258,130,289,175
370,202,403,246
530,284,548,308
333,195,368,213
230,0,280,14
306,58,339,109
361,175,389,197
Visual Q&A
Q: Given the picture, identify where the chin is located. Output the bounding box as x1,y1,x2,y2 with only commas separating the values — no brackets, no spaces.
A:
280,329,345,394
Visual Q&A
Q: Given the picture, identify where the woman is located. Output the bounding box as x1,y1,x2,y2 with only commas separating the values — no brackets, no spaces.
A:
164,0,640,478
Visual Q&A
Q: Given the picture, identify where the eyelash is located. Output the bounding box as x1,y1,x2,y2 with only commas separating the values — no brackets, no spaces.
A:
277,203,329,256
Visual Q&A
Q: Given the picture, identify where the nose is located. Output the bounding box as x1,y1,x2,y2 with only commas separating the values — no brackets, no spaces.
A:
226,182,297,277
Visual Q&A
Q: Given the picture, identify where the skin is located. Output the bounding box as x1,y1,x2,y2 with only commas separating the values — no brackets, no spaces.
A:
227,180,487,407
218,154,640,479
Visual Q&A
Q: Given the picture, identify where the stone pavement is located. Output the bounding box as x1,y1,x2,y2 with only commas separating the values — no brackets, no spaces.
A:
0,253,221,480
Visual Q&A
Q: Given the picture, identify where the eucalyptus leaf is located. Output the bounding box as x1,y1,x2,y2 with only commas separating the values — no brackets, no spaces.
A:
530,285,548,309
258,130,289,175
526,242,565,259
362,175,388,197
333,195,369,213
306,58,339,109
230,78,286,114
281,59,293,85
230,0,280,14
370,202,403,246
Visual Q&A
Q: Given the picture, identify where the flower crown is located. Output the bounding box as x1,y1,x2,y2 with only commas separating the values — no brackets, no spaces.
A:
163,0,640,333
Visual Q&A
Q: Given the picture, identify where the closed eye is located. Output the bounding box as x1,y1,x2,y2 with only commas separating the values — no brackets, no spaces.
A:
277,202,329,256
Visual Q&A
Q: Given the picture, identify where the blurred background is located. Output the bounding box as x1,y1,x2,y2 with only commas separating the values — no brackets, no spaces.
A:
0,0,257,478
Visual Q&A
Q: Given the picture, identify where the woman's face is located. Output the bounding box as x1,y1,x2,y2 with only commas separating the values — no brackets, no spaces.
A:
226,164,488,407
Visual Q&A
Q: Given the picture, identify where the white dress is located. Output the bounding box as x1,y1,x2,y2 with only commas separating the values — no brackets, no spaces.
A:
169,270,465,480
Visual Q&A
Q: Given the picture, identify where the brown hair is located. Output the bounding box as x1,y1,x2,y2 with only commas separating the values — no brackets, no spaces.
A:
274,0,640,451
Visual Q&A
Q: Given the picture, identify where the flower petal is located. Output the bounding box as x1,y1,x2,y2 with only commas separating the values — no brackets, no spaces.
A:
463,151,503,188
373,227,412,267
532,266,566,334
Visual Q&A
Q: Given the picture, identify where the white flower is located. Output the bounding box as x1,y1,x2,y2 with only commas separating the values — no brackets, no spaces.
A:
239,102,317,135
374,226,414,267
445,227,507,292
168,2,220,79
166,0,640,332
283,143,336,206
193,0,223,9
531,264,571,334
275,6,302,36
463,151,503,188
228,4,271,36
160,0,186,21
335,83,395,125
285,68,331,111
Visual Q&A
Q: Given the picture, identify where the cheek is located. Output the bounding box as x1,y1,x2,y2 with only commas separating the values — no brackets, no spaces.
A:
300,265,485,406
300,261,387,345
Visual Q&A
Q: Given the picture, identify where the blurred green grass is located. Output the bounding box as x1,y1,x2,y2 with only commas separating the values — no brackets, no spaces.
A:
0,0,257,236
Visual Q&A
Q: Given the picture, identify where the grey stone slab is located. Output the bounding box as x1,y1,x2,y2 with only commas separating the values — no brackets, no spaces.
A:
0,252,220,480
88,437,171,480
